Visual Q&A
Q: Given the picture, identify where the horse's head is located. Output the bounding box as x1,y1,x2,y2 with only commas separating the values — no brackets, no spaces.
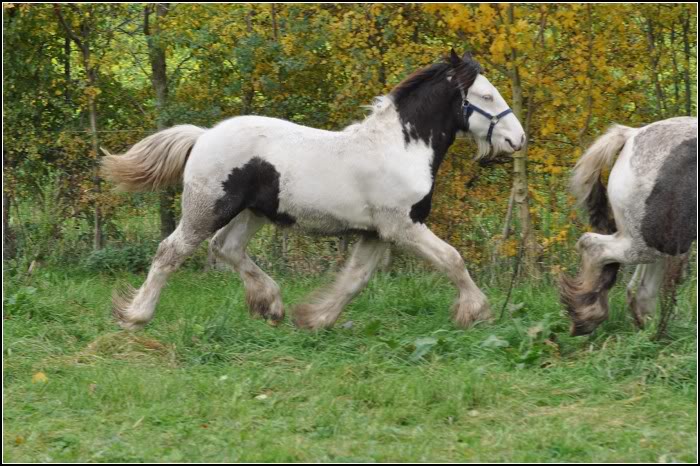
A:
448,50,526,162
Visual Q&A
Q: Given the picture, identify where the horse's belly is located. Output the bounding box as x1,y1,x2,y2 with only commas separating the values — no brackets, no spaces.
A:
278,187,374,233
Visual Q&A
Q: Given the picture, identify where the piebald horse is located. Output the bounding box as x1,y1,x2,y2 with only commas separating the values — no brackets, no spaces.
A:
561,117,697,335
102,50,525,331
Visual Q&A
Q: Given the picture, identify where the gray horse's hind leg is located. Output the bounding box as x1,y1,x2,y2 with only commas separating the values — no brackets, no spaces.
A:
209,210,284,324
626,260,665,328
293,235,389,329
113,184,220,330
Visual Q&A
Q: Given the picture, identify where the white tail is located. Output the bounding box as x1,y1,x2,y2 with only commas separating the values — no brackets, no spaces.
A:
571,124,637,206
100,124,206,192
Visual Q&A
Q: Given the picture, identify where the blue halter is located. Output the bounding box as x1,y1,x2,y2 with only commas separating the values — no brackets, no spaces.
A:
462,100,513,145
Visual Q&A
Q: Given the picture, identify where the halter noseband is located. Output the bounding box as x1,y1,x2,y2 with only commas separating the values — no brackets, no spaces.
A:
462,99,513,145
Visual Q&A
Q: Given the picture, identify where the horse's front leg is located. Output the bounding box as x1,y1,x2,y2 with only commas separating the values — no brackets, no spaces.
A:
293,235,389,330
383,222,491,328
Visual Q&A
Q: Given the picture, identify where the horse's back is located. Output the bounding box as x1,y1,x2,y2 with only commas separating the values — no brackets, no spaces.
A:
184,115,343,182
212,114,338,136
629,117,697,175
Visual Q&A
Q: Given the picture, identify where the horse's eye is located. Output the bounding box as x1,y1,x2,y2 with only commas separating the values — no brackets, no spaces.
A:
483,95,494,101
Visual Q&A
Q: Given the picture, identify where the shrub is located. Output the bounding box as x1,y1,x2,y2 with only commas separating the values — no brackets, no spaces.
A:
81,242,159,274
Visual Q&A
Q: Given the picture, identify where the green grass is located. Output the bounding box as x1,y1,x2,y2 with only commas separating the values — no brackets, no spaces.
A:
3,267,697,462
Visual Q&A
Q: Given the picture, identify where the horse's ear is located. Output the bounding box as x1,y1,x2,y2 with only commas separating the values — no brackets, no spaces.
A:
462,51,473,62
449,48,461,67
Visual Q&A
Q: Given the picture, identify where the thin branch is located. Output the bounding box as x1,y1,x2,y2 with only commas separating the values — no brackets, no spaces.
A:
530,137,577,147
53,4,85,53
125,47,152,77
171,50,195,78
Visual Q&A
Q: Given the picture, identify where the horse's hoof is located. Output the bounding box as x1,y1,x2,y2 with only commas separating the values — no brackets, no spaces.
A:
292,304,337,330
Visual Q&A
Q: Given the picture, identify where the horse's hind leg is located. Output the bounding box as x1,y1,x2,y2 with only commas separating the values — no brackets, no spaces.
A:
209,210,284,324
113,224,211,330
293,235,389,329
113,184,220,330
626,260,665,328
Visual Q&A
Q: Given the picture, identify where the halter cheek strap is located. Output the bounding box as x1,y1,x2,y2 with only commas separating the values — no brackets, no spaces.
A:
462,100,513,145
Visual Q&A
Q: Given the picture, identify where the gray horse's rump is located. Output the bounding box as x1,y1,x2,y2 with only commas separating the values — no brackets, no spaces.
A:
641,137,697,255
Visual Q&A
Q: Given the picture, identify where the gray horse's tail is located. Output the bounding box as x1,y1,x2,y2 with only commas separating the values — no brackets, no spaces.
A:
571,124,636,233
100,124,206,192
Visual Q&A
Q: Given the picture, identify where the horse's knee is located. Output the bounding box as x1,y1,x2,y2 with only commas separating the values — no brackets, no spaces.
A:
208,230,226,258
210,234,246,267
443,247,465,272
576,232,597,252
154,238,185,272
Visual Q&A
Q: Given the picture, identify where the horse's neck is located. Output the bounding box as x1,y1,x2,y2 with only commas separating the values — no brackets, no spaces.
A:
394,87,459,176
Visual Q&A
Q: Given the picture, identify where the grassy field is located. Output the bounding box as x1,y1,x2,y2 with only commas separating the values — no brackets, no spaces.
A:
3,266,697,462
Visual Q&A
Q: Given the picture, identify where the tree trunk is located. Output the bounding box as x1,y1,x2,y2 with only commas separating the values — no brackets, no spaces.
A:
670,23,681,115
54,5,103,250
577,4,595,147
87,69,103,250
645,16,666,118
270,3,279,41
491,185,515,268
64,34,71,103
242,8,256,114
501,186,516,239
508,5,539,278
3,191,17,259
145,3,177,239
682,9,692,116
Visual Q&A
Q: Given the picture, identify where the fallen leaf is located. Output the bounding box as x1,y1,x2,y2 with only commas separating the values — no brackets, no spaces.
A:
340,320,354,329
32,372,48,384
481,335,509,349
410,337,438,361
527,324,544,338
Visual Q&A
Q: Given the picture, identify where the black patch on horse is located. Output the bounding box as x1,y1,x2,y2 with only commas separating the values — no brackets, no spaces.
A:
641,137,697,255
390,54,482,224
409,186,434,224
213,157,296,230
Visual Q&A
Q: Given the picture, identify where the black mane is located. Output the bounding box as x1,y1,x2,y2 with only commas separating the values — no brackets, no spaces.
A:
390,56,481,104
390,63,452,103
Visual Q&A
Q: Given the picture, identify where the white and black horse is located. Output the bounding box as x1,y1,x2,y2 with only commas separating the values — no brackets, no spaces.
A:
561,117,697,335
102,50,525,331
